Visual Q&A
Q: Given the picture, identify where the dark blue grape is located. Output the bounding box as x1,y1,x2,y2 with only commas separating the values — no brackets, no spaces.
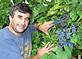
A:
64,42,68,46
57,30,65,37
53,19,62,25
58,41,64,48
57,30,65,41
40,37,44,42
60,22,67,27
64,42,74,47
65,32,72,40
71,25,76,33
58,45,63,48
57,30,65,47
61,14,67,20
63,27,68,33
68,42,74,47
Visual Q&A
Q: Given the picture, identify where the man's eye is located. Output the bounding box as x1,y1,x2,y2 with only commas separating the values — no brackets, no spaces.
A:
28,18,30,20
18,15,22,19
25,17,30,20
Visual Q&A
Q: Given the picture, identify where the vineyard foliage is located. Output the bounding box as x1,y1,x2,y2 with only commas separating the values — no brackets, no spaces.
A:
0,0,82,59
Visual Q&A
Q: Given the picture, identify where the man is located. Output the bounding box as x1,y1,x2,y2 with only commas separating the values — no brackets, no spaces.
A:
0,3,54,59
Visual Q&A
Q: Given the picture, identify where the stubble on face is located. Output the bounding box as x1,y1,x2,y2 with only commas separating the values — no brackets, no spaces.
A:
8,10,31,36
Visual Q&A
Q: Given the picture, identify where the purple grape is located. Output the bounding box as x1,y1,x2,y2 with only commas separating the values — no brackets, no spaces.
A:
60,13,68,21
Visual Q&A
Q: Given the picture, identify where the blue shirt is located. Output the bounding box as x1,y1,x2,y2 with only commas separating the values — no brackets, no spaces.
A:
0,25,36,59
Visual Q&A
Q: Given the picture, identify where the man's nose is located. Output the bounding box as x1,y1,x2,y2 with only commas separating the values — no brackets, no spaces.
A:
20,19,25,25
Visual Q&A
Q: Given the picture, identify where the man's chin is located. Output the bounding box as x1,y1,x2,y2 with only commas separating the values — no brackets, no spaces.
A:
16,27,27,33
16,29,25,33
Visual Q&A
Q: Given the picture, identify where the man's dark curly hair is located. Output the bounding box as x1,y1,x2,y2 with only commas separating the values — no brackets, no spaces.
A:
10,3,32,17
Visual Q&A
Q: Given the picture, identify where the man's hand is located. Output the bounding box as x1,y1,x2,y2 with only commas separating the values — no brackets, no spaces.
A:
37,21,54,35
29,43,54,59
37,42,54,58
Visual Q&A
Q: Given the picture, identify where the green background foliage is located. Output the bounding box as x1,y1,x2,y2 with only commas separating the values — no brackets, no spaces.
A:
0,0,82,59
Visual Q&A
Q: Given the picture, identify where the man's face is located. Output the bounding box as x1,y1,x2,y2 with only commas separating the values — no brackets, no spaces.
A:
9,10,31,33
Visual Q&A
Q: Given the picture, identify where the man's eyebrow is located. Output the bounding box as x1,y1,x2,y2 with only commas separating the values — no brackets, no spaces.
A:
18,15,22,17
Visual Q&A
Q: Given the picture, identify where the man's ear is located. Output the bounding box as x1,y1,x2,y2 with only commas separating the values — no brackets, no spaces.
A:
9,16,12,22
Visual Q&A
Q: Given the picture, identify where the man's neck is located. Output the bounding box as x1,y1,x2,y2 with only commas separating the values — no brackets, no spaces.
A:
8,26,22,37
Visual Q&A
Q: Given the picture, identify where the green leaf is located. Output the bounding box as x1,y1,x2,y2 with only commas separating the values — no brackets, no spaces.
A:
32,4,47,17
48,53,57,59
78,44,82,49
47,4,63,16
32,7,39,17
71,0,78,3
36,4,47,13
64,46,72,59
55,0,64,4
40,53,48,59
79,0,82,4
71,34,78,44
36,0,43,3
77,11,82,18
55,47,64,59
70,10,77,21
31,49,37,56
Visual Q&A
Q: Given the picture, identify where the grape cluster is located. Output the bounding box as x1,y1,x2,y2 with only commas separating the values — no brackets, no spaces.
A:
53,13,68,27
57,29,74,48
53,14,77,48
57,30,65,48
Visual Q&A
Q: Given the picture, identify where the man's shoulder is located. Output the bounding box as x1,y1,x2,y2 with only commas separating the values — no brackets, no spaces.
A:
0,27,10,40
26,24,36,33
0,27,8,35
